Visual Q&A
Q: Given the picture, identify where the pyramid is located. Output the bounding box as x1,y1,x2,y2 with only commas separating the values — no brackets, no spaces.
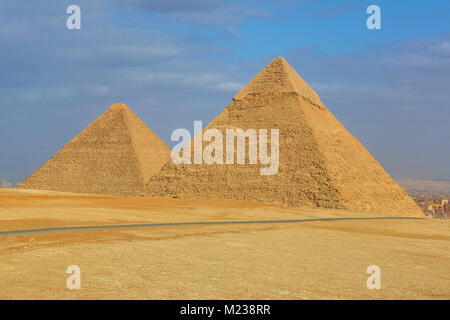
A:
19,103,170,196
144,57,422,216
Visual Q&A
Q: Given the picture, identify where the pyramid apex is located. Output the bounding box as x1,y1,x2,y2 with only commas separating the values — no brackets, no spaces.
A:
264,56,289,69
233,56,324,108
108,103,130,111
273,56,286,62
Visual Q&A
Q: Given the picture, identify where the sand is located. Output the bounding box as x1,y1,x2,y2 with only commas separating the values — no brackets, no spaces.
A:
0,189,448,300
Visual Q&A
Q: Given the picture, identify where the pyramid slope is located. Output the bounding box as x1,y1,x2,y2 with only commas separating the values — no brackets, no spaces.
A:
19,103,170,196
145,57,422,216
300,98,419,214
234,56,324,109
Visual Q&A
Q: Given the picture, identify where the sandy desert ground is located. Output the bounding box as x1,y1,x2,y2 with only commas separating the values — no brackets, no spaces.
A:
0,188,448,300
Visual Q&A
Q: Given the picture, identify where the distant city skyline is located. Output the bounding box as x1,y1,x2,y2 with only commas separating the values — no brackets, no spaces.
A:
0,0,449,184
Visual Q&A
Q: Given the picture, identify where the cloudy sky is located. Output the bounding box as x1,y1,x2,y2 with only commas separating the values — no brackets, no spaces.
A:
0,0,449,185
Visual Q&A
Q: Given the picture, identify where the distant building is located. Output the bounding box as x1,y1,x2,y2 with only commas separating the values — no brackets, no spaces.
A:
413,195,448,219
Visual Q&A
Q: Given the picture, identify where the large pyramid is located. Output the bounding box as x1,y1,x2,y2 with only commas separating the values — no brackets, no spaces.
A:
145,57,422,216
19,103,170,196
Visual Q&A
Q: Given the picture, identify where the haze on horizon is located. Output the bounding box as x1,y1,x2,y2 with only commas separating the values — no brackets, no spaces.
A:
0,0,449,185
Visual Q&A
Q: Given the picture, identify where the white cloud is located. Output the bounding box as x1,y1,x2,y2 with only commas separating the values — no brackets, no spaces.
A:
120,0,225,13
100,45,178,58
429,41,450,55
87,85,111,96
170,5,271,26
142,72,242,91
209,81,244,92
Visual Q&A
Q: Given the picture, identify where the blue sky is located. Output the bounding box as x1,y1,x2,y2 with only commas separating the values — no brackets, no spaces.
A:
0,0,449,184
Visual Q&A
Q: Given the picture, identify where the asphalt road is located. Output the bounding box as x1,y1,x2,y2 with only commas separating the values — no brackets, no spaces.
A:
0,216,424,237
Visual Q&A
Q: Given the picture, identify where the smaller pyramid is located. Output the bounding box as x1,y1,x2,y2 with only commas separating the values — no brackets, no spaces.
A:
19,103,170,196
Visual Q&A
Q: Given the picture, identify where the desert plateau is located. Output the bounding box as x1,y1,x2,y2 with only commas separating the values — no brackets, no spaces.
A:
0,188,448,300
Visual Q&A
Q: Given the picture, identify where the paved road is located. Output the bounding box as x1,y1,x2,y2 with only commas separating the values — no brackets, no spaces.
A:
0,216,424,237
